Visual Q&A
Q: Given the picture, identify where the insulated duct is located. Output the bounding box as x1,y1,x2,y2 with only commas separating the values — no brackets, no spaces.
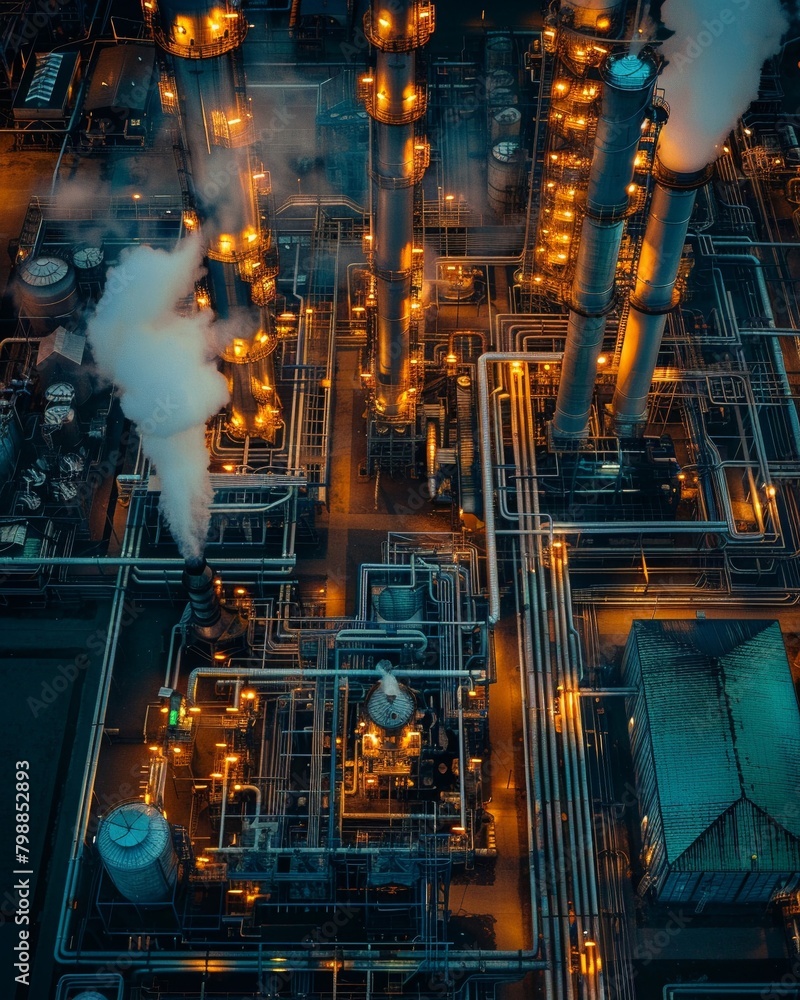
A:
551,49,657,443
361,0,434,423
145,0,282,440
611,158,713,437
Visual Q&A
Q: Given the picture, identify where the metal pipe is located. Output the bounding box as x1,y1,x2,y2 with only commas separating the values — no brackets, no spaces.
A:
426,418,438,497
363,0,433,423
708,251,800,459
477,352,563,624
235,783,262,819
552,49,658,442
611,158,713,435
0,556,296,568
186,665,482,704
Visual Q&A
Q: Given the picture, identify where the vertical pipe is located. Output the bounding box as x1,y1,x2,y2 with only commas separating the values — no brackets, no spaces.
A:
552,50,657,442
362,0,434,423
611,158,712,436
148,0,282,439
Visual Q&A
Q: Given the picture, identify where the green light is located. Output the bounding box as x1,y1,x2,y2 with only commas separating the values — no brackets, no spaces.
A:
169,709,179,726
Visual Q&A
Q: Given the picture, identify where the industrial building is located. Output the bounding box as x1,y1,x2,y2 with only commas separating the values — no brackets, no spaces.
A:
3,0,800,999
623,619,800,907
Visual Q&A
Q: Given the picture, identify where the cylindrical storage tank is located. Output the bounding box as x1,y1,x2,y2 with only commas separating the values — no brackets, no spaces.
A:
366,666,417,731
486,31,513,69
490,106,522,142
71,243,106,297
374,585,425,622
487,140,523,216
43,403,81,448
486,69,516,104
72,993,110,1000
15,257,79,335
96,800,177,903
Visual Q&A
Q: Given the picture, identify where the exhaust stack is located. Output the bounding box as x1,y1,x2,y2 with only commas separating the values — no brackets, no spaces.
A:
144,0,282,441
610,159,712,437
182,558,247,645
361,0,434,424
551,50,657,443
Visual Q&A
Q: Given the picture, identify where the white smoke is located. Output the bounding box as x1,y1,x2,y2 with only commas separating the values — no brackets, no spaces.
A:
376,661,401,699
86,237,230,559
657,0,790,172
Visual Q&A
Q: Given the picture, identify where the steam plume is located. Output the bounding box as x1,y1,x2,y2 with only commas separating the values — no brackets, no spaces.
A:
86,237,229,559
657,0,789,172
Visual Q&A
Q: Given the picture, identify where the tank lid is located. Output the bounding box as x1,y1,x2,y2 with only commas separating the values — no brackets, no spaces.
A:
492,140,521,162
102,802,158,848
19,256,69,287
72,245,104,269
493,106,522,124
603,51,657,90
44,381,75,403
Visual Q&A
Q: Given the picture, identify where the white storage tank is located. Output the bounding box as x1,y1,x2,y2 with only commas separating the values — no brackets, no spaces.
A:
15,256,79,334
490,106,522,142
96,800,177,903
71,243,106,298
487,140,523,216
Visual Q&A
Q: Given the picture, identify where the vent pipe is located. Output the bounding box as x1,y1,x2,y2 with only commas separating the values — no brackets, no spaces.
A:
610,158,712,437
551,49,657,443
181,557,247,645
362,0,434,424
182,557,221,629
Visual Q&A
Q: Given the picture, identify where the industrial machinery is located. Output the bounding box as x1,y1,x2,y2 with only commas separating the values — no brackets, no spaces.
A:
4,0,800,998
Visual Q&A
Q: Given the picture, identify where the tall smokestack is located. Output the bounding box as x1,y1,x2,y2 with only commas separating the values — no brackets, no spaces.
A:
144,0,282,440
181,557,247,644
551,50,658,443
361,0,434,424
610,159,711,437
608,0,789,438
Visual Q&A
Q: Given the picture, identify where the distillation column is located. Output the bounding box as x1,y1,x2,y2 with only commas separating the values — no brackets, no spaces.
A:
551,50,657,443
144,0,282,440
361,0,434,425
610,159,712,437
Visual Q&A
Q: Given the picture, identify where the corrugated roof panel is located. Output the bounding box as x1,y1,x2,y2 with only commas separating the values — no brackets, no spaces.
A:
722,623,800,837
628,619,800,872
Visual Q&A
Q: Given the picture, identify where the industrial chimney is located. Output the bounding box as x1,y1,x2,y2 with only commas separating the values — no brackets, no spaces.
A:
551,49,658,443
181,557,247,645
610,158,712,437
360,0,434,426
143,0,282,441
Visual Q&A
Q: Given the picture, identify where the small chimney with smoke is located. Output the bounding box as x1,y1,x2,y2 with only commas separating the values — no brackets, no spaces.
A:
181,557,247,648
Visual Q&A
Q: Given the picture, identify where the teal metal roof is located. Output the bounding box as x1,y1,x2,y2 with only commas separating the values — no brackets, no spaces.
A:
629,620,800,871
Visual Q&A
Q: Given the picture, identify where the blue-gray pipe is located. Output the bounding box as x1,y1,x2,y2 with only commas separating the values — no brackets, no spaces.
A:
552,49,658,442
